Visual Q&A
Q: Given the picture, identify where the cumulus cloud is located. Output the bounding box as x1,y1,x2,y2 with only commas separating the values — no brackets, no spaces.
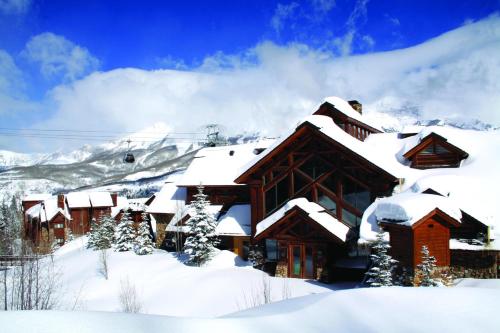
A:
0,0,30,15
22,32,99,81
8,16,500,152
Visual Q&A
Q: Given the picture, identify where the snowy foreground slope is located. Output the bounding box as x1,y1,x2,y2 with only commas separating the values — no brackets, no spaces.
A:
1,287,498,333
2,239,499,332
49,238,340,317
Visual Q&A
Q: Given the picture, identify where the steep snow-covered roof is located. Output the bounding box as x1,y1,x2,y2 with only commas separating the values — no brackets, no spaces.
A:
216,205,251,236
66,192,91,208
111,196,129,218
238,114,403,180
88,192,113,207
178,141,273,187
26,197,70,222
147,183,187,214
256,198,350,242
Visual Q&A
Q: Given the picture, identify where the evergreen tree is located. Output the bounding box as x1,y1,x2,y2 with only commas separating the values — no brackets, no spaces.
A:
95,214,116,250
87,219,99,250
114,211,136,252
417,245,438,287
134,213,154,255
248,243,265,269
365,228,398,287
183,185,219,266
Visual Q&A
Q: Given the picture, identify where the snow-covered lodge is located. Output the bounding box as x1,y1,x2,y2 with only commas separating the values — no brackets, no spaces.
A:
158,96,499,280
22,192,150,252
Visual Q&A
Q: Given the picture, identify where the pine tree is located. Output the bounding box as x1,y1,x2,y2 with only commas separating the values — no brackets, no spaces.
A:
183,185,219,266
87,219,99,250
248,243,265,269
95,214,116,250
365,228,398,287
114,211,136,252
417,245,438,287
134,213,154,255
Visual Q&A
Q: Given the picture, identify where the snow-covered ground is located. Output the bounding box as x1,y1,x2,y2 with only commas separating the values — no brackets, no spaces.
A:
1,239,499,332
1,284,499,333
51,238,344,317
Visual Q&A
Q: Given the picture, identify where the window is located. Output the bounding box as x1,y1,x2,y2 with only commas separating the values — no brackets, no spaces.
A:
265,176,289,214
298,156,329,180
56,238,64,244
53,223,64,229
342,208,361,227
266,239,278,261
342,177,370,211
293,172,308,194
318,190,337,215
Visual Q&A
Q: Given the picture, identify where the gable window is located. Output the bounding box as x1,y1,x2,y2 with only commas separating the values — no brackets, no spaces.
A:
265,176,289,214
342,177,370,211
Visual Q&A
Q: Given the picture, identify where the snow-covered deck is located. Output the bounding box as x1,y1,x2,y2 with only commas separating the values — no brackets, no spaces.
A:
216,205,251,236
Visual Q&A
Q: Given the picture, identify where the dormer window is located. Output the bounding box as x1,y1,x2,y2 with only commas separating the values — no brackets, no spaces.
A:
403,132,469,169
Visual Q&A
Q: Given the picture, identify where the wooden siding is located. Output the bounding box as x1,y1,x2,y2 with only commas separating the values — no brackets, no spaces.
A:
385,225,414,268
185,186,249,206
413,218,450,267
70,208,90,235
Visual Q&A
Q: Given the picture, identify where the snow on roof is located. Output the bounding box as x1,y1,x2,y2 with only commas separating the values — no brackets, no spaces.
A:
111,196,129,218
402,127,470,157
23,193,51,202
376,193,462,225
66,192,91,208
360,193,462,243
238,114,404,180
26,197,70,222
166,204,223,233
255,198,350,242
178,141,273,187
147,183,187,214
216,205,251,236
88,192,113,207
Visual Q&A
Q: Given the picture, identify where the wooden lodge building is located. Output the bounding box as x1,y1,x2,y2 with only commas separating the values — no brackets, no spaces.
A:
161,96,499,280
22,191,150,252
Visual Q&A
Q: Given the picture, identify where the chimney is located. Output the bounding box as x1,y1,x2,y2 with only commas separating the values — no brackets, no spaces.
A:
57,194,65,209
111,193,118,207
348,100,362,114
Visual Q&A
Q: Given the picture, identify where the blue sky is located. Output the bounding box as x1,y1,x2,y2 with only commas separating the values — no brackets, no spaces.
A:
1,0,499,152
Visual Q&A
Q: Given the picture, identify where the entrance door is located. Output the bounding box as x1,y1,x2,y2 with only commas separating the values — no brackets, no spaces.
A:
289,244,315,279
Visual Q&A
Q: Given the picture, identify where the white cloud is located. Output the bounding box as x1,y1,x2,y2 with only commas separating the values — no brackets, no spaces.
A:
11,16,500,152
0,0,30,15
332,0,370,55
271,2,300,35
310,0,336,14
23,32,99,81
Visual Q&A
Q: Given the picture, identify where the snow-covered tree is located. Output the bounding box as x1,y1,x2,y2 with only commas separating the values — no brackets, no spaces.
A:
114,211,136,252
417,245,438,287
95,214,116,250
183,185,219,266
248,243,265,269
365,228,398,287
134,213,154,255
86,219,99,250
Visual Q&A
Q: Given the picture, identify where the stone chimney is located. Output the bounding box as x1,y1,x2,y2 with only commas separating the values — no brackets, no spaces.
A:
111,193,118,207
57,194,65,209
348,100,362,114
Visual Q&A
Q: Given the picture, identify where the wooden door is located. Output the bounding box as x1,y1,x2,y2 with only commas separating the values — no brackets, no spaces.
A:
289,244,315,279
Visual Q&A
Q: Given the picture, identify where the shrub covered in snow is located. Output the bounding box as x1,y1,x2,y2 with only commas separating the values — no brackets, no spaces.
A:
416,245,439,287
184,185,219,266
114,212,136,252
365,228,398,287
134,213,154,255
